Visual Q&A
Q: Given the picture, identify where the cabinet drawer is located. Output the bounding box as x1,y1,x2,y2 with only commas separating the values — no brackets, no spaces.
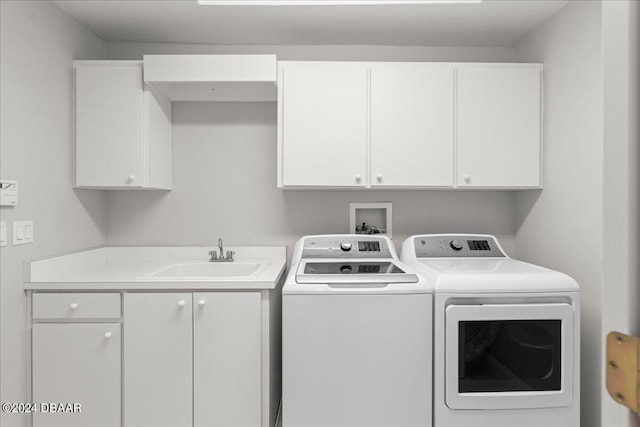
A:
33,293,121,319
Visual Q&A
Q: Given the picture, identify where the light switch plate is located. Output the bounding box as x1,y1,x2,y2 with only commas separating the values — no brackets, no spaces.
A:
0,222,6,247
13,220,34,245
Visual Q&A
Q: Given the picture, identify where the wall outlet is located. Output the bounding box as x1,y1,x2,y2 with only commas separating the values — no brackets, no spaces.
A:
13,220,34,245
0,221,6,247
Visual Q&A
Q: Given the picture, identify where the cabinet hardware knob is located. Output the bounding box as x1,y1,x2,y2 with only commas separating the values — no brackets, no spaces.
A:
69,303,79,310
355,174,362,182
104,332,112,339
464,175,471,183
178,300,185,307
377,174,383,181
127,174,136,182
198,300,206,306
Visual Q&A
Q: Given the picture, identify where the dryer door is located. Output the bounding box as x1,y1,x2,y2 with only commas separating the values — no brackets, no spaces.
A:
445,303,574,410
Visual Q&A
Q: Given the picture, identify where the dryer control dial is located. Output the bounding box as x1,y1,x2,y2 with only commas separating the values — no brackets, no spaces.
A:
450,239,464,251
340,241,353,251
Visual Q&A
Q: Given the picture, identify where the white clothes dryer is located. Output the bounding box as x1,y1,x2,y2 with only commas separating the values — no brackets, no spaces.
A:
282,235,433,427
401,234,580,427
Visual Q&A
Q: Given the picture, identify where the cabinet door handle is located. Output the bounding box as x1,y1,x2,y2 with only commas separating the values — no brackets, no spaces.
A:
355,174,362,182
177,300,185,307
198,299,206,307
69,303,79,310
127,174,136,183
104,332,112,339
377,174,383,181
464,174,471,184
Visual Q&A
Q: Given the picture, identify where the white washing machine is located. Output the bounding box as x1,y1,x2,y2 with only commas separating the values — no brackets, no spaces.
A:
401,234,580,427
282,234,433,427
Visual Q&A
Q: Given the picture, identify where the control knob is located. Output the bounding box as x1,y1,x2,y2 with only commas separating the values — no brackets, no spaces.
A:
340,241,352,251
340,265,352,274
450,239,464,251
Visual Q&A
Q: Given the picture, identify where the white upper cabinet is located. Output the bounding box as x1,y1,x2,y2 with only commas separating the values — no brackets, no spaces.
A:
370,64,454,187
279,61,369,187
457,65,542,188
74,61,172,190
277,61,542,189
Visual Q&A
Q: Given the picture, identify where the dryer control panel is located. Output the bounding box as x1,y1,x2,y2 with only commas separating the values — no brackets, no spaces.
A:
301,235,393,259
414,235,505,258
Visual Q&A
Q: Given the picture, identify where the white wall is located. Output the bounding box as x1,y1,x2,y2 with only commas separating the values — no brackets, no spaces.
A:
630,0,640,345
515,2,640,426
601,1,640,426
626,5,639,427
106,101,517,256
105,44,519,256
513,1,604,426
107,42,514,62
0,2,106,426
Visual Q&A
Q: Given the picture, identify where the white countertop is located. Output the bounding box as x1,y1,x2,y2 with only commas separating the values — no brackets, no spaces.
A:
25,246,287,291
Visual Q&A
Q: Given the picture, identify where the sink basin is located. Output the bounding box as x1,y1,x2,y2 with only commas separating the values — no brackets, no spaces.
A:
151,262,261,279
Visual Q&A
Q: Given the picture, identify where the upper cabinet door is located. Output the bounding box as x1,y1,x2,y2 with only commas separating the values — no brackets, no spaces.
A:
370,64,454,187
75,62,144,188
280,62,368,187
457,66,542,188
74,61,172,190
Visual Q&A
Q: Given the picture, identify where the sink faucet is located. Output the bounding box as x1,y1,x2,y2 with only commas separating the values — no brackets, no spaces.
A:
209,238,235,262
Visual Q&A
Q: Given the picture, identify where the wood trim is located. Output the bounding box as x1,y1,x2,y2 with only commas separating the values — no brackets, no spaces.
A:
606,331,640,414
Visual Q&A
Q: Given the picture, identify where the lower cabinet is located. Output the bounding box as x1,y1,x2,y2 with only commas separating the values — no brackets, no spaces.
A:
123,293,193,427
32,323,121,427
29,288,281,427
124,291,265,427
193,292,262,427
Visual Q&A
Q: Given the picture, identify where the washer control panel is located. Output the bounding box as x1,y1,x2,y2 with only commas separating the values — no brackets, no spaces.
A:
414,235,505,258
302,236,392,259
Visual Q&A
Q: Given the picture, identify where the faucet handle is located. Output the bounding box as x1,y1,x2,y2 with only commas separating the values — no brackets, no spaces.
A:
226,250,235,261
208,250,218,261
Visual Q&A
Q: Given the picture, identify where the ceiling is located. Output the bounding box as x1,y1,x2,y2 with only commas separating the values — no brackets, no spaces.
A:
53,0,568,47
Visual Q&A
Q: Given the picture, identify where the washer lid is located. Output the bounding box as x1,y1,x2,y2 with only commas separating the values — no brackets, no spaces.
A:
296,260,418,284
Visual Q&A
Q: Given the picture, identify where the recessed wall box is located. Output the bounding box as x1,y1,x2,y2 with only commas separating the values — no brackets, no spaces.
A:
349,202,393,239
0,180,18,206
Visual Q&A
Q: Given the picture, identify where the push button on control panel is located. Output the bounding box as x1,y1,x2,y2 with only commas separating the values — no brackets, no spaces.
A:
450,239,464,251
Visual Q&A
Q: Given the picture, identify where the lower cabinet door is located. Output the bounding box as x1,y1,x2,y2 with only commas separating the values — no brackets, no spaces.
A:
194,292,262,427
32,323,121,427
124,293,192,427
